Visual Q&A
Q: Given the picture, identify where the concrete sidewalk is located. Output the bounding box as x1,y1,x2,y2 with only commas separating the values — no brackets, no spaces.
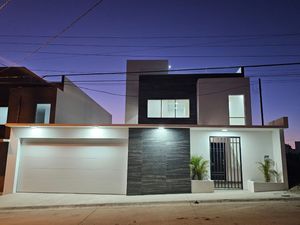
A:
0,190,300,210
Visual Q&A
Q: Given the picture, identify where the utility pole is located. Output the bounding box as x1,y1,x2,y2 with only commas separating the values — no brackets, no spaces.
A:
258,78,264,126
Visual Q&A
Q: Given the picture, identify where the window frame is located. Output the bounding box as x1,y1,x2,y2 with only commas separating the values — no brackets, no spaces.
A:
147,100,162,118
228,95,246,125
0,106,9,125
35,103,51,124
147,99,190,119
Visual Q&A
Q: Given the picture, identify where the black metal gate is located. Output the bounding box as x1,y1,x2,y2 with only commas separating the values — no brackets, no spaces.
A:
210,136,243,189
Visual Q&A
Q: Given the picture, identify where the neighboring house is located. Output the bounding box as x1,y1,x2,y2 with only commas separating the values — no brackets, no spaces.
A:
0,67,112,191
285,143,300,154
286,141,300,188
2,61,289,195
296,141,300,153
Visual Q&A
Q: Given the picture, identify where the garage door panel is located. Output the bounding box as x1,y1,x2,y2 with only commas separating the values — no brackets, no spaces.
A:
17,142,128,194
18,170,126,194
21,145,126,159
20,159,126,170
20,146,127,170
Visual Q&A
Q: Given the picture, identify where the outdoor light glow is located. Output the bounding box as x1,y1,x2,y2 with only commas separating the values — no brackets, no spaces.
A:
168,65,172,69
30,126,42,135
91,126,102,132
90,126,103,137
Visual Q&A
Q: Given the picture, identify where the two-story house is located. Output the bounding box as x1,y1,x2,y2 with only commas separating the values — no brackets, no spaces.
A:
2,61,289,195
124,60,288,194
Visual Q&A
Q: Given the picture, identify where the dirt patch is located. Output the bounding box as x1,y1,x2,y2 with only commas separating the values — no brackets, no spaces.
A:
289,185,300,194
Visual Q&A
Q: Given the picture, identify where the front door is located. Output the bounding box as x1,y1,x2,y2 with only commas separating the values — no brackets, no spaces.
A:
210,142,226,181
210,136,243,189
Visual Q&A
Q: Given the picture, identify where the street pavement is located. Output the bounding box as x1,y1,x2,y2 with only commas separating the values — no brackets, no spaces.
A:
0,190,300,210
0,200,299,225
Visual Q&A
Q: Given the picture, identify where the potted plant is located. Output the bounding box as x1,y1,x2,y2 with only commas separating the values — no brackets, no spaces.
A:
257,158,279,182
190,155,214,193
248,158,286,192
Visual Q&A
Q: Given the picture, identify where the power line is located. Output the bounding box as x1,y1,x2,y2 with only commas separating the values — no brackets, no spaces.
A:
263,78,300,83
1,32,300,39
42,61,300,77
0,0,105,73
250,73,300,78
0,0,11,12
6,74,300,85
19,0,105,62
43,73,300,84
0,0,13,67
79,83,258,98
6,75,300,87
6,49,300,59
1,77,299,98
1,41,300,48
74,79,300,97
5,36,293,62
29,66,300,75
33,68,93,73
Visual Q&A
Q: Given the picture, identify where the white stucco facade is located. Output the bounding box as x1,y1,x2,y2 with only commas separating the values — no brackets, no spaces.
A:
197,77,252,126
190,128,288,190
3,125,288,195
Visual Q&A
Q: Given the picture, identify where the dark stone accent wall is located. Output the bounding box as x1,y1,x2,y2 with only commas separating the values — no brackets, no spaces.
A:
127,128,191,195
138,75,198,124
138,73,244,124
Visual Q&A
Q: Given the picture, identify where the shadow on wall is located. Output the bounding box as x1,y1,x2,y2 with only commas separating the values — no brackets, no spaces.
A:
286,152,300,188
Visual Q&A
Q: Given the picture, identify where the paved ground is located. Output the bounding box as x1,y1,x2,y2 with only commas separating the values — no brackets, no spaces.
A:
0,200,299,225
1,190,300,209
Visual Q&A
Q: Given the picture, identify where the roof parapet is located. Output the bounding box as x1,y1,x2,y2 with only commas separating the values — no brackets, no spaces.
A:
268,117,289,128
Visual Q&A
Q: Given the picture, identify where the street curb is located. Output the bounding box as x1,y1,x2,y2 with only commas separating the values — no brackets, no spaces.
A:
0,197,300,211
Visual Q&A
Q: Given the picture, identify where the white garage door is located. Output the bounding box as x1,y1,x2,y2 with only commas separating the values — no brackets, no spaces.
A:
17,139,128,194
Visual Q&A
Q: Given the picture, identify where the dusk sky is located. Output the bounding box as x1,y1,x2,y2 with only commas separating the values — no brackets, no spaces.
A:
0,0,299,146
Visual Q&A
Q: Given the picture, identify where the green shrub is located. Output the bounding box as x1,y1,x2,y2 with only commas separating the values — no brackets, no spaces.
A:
257,158,279,182
190,155,209,180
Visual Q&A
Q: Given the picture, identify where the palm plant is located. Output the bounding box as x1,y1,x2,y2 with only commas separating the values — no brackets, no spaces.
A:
257,158,279,182
190,155,209,180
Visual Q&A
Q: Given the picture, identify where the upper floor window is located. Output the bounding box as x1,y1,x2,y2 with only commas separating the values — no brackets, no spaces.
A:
35,104,51,123
147,99,190,118
0,107,8,124
228,95,245,125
